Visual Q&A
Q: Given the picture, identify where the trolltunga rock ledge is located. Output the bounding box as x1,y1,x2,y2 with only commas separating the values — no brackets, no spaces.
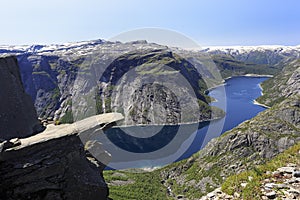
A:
0,113,124,200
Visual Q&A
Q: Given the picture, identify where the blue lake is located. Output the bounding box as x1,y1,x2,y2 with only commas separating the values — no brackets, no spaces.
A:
176,76,269,161
102,76,269,169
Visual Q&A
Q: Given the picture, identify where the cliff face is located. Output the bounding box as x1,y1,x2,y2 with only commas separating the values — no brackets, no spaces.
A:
0,56,43,140
0,54,123,200
99,49,213,125
13,44,218,125
1,41,292,124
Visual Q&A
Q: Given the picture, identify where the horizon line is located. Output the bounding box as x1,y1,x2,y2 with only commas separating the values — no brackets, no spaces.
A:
0,38,299,49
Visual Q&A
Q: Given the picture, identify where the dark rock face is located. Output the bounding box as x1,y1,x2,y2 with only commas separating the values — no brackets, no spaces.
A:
17,54,78,121
0,135,108,200
15,47,212,125
11,46,216,125
129,83,181,124
100,49,211,125
0,56,43,140
0,54,120,199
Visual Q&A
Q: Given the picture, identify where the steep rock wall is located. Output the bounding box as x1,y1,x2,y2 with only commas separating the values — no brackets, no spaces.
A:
0,56,43,140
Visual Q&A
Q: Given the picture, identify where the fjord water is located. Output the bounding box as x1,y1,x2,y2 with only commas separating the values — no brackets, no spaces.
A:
104,76,269,169
176,76,269,161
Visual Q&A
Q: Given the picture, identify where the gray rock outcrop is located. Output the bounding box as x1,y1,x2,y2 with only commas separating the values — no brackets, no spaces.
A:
0,56,43,140
0,113,124,200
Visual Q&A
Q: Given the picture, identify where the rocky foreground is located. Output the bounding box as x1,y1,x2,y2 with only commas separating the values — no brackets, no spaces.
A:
0,113,123,200
201,161,300,199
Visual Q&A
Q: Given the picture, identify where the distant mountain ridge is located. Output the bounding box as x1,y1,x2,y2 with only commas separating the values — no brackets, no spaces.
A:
0,40,221,125
203,45,300,65
0,40,299,124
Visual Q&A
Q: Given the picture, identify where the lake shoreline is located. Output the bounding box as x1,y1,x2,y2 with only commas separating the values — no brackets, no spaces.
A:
206,74,273,92
253,100,270,108
115,75,271,128
105,76,270,170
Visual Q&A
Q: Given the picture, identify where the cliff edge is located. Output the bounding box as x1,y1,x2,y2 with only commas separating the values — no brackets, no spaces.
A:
0,56,43,140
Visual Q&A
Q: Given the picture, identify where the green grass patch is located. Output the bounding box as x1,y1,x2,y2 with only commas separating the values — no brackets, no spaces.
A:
221,142,300,200
104,170,167,200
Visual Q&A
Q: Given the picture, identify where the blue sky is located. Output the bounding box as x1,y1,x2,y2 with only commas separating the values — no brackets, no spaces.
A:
1,0,299,46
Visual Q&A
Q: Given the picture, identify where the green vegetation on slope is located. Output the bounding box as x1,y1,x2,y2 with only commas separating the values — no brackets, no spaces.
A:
103,58,300,199
221,142,300,200
103,92,299,199
104,170,167,200
256,59,300,107
212,55,280,79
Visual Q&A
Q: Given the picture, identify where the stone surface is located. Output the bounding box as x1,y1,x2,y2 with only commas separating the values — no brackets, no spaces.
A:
0,56,44,140
0,113,124,200
260,164,300,200
293,171,300,177
278,166,296,174
265,191,276,199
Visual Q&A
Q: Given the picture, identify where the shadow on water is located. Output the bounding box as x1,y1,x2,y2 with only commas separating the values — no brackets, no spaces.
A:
101,76,269,169
104,121,210,153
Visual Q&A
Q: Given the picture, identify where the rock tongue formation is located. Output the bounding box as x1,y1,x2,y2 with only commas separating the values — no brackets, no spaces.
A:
0,56,43,140
0,113,124,200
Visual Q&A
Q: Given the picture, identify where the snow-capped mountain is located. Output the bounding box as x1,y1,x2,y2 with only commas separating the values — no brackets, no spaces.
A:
0,39,299,123
202,45,300,65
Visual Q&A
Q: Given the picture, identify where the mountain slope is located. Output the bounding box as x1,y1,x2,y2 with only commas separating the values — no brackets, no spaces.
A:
257,59,300,106
104,58,300,199
158,59,300,199
0,40,220,125
219,141,300,200
2,41,299,124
